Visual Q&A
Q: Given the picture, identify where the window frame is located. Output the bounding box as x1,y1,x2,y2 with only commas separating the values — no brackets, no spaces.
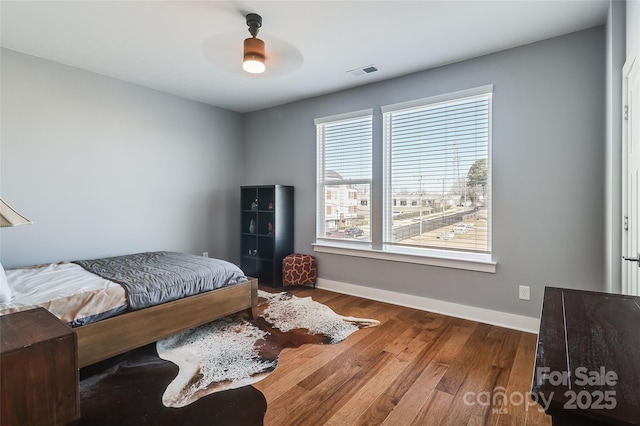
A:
315,109,373,245
313,87,496,273
382,85,493,261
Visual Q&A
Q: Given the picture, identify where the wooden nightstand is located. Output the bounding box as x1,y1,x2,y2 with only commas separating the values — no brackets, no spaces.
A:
1,308,80,426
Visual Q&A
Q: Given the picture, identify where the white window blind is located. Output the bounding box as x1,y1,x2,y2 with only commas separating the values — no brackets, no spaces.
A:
315,110,372,242
382,86,492,255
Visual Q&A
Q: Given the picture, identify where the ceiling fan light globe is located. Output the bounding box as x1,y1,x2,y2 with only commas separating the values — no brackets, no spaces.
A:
243,57,266,74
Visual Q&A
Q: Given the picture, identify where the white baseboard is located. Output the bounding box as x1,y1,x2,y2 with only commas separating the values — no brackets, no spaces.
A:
316,278,540,334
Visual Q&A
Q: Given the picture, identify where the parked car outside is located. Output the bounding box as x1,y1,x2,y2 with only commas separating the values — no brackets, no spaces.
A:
345,227,364,237
453,225,468,234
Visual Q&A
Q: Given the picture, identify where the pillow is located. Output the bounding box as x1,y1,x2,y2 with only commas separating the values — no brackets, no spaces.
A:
0,262,11,304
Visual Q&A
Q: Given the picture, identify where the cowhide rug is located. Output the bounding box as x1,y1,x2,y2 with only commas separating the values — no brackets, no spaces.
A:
78,346,267,426
157,290,379,408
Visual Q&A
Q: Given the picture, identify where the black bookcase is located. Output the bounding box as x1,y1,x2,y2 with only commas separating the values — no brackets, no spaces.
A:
240,185,294,287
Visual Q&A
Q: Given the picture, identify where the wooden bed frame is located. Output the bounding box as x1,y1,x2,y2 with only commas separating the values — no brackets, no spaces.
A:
75,277,258,368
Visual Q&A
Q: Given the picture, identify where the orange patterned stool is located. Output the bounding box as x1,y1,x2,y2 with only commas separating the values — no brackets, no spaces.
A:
282,254,317,287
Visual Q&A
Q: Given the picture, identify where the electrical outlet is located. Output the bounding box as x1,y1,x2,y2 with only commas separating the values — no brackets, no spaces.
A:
203,252,209,258
519,285,530,301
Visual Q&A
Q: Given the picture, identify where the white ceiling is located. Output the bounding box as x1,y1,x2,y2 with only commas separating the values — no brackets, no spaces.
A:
0,1,609,113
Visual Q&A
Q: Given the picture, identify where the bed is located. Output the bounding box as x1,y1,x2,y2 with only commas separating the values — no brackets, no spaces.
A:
0,251,258,368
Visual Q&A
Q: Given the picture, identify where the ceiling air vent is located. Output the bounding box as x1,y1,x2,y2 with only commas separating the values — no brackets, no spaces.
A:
347,65,378,77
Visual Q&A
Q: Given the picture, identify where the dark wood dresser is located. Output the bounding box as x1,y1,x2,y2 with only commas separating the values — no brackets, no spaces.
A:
532,287,640,425
1,307,79,425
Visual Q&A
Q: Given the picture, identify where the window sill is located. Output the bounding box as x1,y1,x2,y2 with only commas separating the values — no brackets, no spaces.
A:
312,242,496,273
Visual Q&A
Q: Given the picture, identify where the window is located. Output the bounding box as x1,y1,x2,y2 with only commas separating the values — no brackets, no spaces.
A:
314,86,493,272
382,85,492,257
315,110,372,241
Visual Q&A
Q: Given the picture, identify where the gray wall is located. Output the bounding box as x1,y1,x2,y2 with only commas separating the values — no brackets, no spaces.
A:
0,48,244,268
628,0,639,57
0,25,611,320
243,27,606,319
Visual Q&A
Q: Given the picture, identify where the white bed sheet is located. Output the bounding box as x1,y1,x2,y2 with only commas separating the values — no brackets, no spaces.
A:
0,262,127,324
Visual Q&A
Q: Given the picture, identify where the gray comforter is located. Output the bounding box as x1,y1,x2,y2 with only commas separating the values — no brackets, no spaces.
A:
73,251,247,310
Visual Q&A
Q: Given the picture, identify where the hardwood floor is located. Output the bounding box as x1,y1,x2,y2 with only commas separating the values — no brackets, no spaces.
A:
254,286,552,426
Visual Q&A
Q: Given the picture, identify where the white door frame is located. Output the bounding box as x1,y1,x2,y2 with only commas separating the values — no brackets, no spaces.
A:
622,51,639,295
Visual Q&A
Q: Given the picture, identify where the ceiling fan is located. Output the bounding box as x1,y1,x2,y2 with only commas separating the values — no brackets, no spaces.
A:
201,11,303,77
242,13,265,74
